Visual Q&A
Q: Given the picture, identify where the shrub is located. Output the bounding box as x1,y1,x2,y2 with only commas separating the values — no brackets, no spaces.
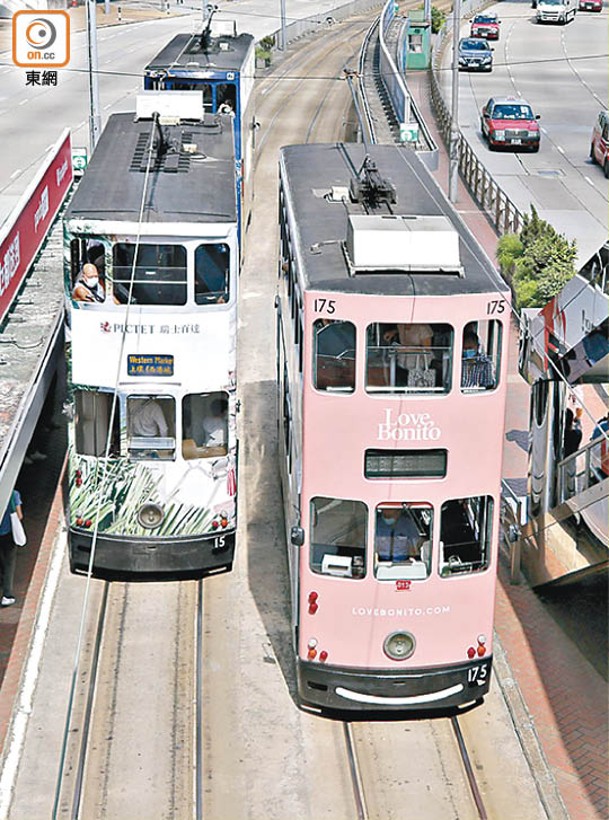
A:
496,206,577,309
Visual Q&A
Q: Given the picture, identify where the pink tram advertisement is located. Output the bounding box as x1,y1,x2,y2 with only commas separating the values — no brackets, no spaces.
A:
276,144,510,711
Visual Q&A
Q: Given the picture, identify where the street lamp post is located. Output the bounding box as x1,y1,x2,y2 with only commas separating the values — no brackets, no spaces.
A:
448,0,461,202
279,0,287,50
86,0,102,152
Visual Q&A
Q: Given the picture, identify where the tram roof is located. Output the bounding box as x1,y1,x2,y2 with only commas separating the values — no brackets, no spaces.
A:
144,32,254,76
65,113,237,225
280,143,509,297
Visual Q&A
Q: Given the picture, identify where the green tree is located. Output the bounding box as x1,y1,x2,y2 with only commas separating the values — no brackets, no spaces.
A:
496,206,577,309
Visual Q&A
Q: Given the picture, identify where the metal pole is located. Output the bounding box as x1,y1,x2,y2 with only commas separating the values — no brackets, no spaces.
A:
448,0,461,202
279,0,287,50
86,0,102,152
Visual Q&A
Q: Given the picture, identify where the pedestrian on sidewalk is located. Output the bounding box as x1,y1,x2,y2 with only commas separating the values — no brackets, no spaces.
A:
0,490,24,607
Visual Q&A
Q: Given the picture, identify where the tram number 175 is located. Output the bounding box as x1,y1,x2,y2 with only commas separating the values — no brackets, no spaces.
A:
486,299,506,315
313,298,336,314
467,663,489,687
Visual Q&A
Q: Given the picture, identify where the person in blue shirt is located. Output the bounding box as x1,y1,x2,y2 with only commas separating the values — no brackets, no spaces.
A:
375,507,422,562
0,490,23,607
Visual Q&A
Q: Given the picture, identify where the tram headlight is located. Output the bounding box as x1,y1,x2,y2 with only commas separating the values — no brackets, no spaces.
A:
138,502,164,530
383,631,416,661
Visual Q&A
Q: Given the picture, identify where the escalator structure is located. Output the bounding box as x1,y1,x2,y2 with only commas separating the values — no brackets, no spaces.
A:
517,243,608,586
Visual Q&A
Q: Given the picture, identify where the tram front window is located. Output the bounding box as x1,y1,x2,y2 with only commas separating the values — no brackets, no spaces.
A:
113,243,187,305
366,322,453,394
195,244,230,304
74,390,120,457
171,81,212,110
374,503,433,580
127,396,176,460
309,497,367,578
439,496,493,576
313,319,356,392
182,391,229,459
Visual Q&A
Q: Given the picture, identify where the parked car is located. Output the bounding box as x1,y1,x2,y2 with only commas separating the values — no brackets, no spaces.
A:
480,97,541,152
536,0,577,23
458,38,493,72
470,13,501,39
578,0,602,11
590,110,609,177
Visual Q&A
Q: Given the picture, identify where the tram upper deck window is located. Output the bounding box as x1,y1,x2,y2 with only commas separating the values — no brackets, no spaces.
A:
70,238,111,305
216,83,236,113
74,390,120,457
313,319,356,392
374,503,433,581
439,496,493,576
366,323,453,394
195,244,230,304
460,321,502,392
309,497,367,579
127,396,175,460
182,391,229,459
113,243,187,306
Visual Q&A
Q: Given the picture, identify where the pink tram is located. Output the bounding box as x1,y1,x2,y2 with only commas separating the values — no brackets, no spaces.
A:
276,144,510,711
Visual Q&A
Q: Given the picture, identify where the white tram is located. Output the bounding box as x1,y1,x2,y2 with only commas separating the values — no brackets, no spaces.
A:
64,95,239,579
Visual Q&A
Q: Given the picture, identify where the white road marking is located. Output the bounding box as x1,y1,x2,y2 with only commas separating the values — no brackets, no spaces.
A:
18,98,28,105
584,176,595,186
557,145,565,154
9,168,22,180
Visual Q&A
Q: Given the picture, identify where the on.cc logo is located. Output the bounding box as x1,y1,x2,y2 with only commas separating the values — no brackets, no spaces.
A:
12,10,70,68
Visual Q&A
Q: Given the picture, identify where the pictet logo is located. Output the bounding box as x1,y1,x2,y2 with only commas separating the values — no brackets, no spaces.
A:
12,11,70,68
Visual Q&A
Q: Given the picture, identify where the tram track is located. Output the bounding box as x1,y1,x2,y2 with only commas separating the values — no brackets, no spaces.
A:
341,713,491,819
53,580,204,818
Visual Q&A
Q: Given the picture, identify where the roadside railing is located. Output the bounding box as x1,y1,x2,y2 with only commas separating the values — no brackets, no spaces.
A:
500,478,527,584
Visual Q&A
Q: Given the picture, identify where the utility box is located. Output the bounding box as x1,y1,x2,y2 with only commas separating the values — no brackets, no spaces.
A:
404,10,431,70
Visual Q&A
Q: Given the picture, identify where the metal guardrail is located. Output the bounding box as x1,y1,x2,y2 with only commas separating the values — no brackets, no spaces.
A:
430,5,526,236
557,436,608,503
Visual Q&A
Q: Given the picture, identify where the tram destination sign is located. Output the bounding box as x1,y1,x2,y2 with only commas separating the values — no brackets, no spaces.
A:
365,449,447,478
127,354,174,377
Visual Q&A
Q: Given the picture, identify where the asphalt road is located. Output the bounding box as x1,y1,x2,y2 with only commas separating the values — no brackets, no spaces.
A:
438,0,609,264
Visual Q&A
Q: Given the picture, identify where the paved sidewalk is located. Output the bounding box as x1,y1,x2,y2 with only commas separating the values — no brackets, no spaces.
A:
404,67,608,820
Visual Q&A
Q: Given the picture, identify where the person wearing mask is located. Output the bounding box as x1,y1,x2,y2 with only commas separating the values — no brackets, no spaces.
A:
461,330,495,389
375,507,422,562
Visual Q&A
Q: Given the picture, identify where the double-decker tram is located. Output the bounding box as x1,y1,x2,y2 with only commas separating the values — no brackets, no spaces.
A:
276,143,510,711
64,94,239,580
143,16,256,225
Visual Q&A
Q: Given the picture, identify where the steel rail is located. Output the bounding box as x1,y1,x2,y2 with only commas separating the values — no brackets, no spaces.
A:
195,579,204,820
342,722,369,820
64,581,110,819
451,715,488,820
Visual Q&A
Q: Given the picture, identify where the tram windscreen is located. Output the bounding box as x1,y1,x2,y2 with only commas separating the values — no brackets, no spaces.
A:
112,243,187,305
195,244,230,304
365,449,447,478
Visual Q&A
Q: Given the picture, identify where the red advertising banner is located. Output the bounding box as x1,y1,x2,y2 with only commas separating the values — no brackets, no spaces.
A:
0,129,73,326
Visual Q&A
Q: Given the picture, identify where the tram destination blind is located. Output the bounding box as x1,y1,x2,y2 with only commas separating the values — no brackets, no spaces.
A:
365,449,447,478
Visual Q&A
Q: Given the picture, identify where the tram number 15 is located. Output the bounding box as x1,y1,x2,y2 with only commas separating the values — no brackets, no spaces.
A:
467,663,489,687
314,298,336,314
486,300,506,315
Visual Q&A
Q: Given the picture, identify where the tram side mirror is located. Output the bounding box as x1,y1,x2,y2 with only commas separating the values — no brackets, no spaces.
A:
290,526,305,547
508,524,520,543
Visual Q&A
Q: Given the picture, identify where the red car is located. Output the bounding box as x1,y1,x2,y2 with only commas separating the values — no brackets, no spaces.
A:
481,97,541,152
578,0,602,10
470,13,501,39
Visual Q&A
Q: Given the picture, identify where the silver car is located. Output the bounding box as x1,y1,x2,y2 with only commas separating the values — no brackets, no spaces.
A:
458,38,493,72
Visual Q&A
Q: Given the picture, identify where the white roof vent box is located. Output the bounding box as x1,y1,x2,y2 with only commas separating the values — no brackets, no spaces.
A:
135,91,204,123
345,214,463,275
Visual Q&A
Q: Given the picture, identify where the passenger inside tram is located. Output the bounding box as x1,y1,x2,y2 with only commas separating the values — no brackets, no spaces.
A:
366,323,453,392
374,504,432,580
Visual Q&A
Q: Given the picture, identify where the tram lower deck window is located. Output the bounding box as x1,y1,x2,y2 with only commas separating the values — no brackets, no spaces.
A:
74,390,120,457
182,392,229,459
439,496,493,576
309,497,367,578
127,396,176,460
366,323,453,394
